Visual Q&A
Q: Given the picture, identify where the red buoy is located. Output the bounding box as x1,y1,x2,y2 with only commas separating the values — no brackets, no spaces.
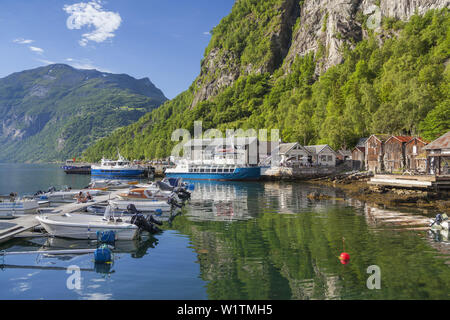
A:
339,252,350,264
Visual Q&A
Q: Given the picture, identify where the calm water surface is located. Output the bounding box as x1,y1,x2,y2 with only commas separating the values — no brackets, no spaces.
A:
0,163,449,300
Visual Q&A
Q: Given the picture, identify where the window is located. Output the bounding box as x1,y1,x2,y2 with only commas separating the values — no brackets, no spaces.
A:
217,168,223,173
211,168,217,173
327,155,332,161
320,155,327,162
200,169,205,173
413,146,417,154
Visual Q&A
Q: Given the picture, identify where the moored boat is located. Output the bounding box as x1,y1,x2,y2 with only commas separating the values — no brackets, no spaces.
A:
165,163,261,181
0,195,39,217
36,214,139,240
91,153,144,177
109,199,173,212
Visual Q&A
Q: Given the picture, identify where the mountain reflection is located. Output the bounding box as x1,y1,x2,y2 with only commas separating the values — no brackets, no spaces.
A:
171,181,450,300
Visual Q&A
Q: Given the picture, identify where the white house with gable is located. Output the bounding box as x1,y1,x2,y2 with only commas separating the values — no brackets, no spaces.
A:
305,145,337,166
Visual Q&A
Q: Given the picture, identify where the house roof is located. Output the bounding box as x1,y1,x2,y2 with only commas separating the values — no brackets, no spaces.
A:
368,134,391,143
424,131,450,150
356,138,368,147
406,137,429,145
353,146,365,153
274,142,310,155
386,135,414,144
338,149,352,157
305,145,337,155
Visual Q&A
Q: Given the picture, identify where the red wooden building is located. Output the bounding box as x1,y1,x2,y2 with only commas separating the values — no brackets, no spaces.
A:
383,136,413,172
405,137,428,172
365,134,390,173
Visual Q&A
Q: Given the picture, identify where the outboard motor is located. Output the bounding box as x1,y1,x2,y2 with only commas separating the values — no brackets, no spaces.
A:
128,204,162,234
147,214,163,226
173,187,191,201
130,213,161,234
435,214,443,225
47,186,56,193
430,213,443,227
167,194,183,209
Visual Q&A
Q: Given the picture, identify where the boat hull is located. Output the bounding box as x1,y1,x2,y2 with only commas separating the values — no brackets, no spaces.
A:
36,215,138,240
110,200,172,212
91,169,144,177
165,167,261,181
0,200,39,214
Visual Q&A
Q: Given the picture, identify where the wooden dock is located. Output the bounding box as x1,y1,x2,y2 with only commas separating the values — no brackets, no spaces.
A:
0,190,123,244
368,174,450,190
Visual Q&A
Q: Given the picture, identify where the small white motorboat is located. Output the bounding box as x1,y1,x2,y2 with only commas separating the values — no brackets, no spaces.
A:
109,199,173,212
116,188,177,201
88,179,139,190
36,213,139,240
37,188,105,201
0,196,39,218
430,213,449,231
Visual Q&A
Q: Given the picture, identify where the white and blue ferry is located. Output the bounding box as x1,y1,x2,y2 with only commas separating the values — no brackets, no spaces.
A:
165,138,262,181
91,154,144,177
165,163,261,181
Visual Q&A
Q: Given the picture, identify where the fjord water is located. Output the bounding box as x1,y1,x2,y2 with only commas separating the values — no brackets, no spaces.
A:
0,164,449,300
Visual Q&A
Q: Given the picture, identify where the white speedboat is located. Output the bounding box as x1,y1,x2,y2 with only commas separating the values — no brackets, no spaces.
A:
88,179,139,190
36,214,139,240
109,199,173,212
0,197,39,218
116,187,176,201
37,189,105,201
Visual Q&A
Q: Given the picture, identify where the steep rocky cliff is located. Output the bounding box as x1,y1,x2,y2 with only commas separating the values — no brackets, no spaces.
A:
84,1,449,161
192,0,449,107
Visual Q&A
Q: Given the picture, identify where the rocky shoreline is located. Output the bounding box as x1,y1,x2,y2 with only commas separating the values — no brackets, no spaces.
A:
306,171,450,215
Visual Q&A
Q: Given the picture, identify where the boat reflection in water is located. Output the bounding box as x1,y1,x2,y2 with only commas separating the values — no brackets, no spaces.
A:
23,235,160,276
187,181,252,222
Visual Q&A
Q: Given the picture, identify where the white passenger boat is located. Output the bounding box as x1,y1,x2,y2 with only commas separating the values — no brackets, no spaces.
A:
91,153,144,177
109,199,173,212
36,214,139,240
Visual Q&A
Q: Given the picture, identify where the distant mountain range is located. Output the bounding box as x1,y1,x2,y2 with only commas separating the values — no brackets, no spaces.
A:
0,64,167,162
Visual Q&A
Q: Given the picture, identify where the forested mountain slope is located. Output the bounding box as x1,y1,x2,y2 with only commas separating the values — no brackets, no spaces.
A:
0,64,166,162
83,1,449,161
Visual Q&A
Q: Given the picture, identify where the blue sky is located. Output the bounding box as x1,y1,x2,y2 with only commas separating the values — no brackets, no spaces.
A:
0,0,235,99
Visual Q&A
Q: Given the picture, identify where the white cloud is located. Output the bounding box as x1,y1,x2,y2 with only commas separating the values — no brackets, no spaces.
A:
63,0,122,47
29,46,44,54
65,58,111,72
36,58,55,65
13,38,35,44
203,31,211,36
